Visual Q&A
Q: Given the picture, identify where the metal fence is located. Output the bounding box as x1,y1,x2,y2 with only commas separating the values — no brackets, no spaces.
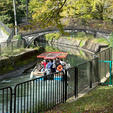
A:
0,72,67,113
0,87,12,113
0,40,24,57
96,47,112,82
0,47,112,113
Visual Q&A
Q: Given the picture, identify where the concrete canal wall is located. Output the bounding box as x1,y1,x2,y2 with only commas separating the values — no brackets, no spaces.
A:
0,47,45,78
37,37,108,53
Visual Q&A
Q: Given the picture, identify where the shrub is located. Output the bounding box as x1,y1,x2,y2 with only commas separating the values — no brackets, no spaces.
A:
109,32,113,47
13,34,21,40
45,32,61,41
77,32,86,37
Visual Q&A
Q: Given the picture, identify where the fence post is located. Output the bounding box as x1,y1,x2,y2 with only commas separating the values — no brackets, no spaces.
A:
64,70,67,102
0,44,1,56
89,61,92,88
75,67,78,98
96,57,100,83
10,88,13,113
14,87,16,113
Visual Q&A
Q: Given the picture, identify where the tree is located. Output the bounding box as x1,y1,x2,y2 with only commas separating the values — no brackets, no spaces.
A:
0,0,26,27
29,0,113,27
13,0,18,34
29,0,67,31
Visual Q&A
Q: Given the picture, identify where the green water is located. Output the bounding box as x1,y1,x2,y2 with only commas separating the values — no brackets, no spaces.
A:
0,43,92,88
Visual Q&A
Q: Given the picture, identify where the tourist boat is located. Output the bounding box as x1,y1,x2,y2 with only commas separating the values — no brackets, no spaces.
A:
30,52,70,80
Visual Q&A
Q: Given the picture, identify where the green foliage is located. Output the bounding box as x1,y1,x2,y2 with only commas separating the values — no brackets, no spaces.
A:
0,25,10,35
45,46,60,52
0,0,26,26
76,32,86,37
13,34,21,39
1,48,25,57
45,32,61,41
79,40,84,47
28,0,113,30
94,38,109,44
109,32,113,47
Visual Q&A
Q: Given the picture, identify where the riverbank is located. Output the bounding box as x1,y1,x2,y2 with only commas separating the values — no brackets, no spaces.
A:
38,32,109,53
47,85,113,113
47,82,113,113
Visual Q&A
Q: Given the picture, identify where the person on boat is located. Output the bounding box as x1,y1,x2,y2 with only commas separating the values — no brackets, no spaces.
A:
51,59,56,73
41,60,47,72
55,58,61,67
60,59,66,69
55,58,63,72
45,60,53,75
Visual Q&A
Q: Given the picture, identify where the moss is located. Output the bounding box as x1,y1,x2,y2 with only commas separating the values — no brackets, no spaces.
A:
0,48,43,75
79,40,84,47
94,38,109,44
0,66,14,74
13,34,21,39
45,32,61,41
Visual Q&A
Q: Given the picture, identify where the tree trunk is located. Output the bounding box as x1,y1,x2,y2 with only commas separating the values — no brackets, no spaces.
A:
13,0,18,35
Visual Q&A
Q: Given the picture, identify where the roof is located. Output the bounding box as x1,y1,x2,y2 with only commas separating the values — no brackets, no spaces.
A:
37,52,68,59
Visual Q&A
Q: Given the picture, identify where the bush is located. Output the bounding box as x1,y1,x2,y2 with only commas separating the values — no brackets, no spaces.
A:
77,32,86,37
13,34,21,40
109,32,113,47
45,32,61,41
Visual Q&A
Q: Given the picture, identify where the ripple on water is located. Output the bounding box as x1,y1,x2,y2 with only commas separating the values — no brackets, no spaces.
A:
1,80,12,83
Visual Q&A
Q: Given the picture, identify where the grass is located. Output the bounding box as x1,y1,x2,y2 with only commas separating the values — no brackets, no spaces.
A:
0,48,29,57
45,32,109,47
94,38,109,45
47,79,113,113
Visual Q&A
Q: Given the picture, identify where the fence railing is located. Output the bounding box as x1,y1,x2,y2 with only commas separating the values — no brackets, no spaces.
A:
0,87,12,113
96,47,112,82
0,47,112,113
0,40,24,57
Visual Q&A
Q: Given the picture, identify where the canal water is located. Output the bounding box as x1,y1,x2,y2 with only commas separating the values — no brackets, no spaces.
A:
0,43,93,88
0,43,93,112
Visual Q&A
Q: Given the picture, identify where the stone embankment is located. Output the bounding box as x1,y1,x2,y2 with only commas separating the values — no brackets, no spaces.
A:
38,37,108,53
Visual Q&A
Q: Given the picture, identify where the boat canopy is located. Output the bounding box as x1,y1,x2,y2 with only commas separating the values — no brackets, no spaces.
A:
37,52,68,59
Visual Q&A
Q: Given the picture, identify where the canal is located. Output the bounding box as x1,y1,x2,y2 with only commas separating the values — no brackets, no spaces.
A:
0,43,93,88
0,43,94,113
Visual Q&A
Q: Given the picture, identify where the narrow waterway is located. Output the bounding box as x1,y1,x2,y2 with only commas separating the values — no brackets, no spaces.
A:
0,43,93,88
0,43,93,113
